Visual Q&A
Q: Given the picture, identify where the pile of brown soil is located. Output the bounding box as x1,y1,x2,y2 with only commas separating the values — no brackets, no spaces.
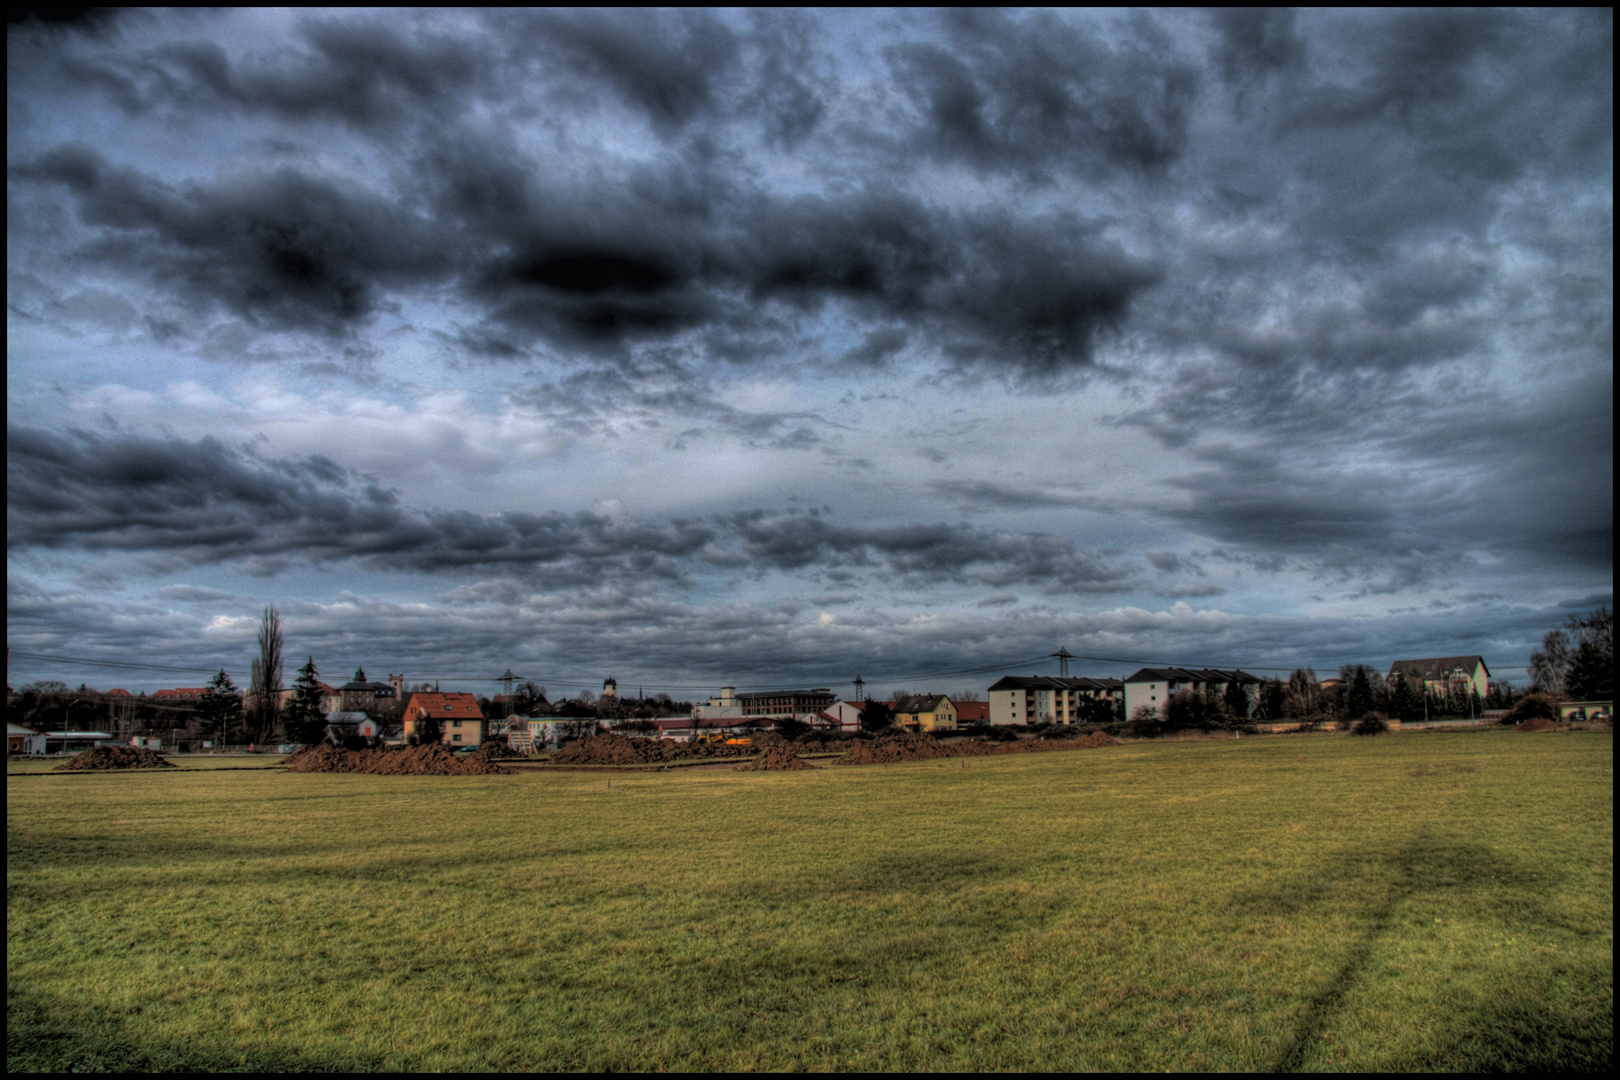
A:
840,732,962,764
471,740,524,760
546,733,750,766
53,746,177,771
734,744,818,770
281,743,513,775
1514,716,1565,732
837,730,1119,765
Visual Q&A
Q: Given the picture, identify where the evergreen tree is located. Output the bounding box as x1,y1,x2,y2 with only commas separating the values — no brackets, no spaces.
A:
1223,679,1250,720
283,657,328,745
1566,639,1613,702
199,669,242,746
1388,676,1420,722
1346,665,1376,718
859,700,895,733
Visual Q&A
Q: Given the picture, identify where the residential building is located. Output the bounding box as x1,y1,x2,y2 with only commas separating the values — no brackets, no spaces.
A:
1122,669,1260,721
153,687,210,701
894,694,957,732
954,701,990,726
400,692,485,746
987,676,1124,725
1386,655,1490,701
694,685,835,720
338,668,398,713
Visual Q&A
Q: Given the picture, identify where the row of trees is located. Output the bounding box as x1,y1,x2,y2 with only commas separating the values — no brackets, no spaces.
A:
1529,607,1613,702
1127,661,1522,737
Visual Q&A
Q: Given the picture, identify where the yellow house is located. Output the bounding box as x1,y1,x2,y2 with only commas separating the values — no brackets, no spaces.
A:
400,692,487,746
894,694,956,732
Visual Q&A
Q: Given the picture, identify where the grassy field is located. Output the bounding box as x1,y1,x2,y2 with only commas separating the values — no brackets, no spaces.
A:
7,730,1611,1071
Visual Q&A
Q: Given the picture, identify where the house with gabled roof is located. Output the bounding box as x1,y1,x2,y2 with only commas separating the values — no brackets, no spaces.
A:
400,692,486,747
894,694,956,733
1387,655,1490,702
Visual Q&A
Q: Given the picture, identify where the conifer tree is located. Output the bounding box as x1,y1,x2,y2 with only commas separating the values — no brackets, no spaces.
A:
200,669,242,746
283,657,328,745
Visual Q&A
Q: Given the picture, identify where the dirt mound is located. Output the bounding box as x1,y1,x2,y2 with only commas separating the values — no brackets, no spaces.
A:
471,740,524,759
1514,715,1565,732
53,746,177,771
546,733,750,766
281,743,513,775
734,744,818,770
837,730,1119,765
839,732,958,764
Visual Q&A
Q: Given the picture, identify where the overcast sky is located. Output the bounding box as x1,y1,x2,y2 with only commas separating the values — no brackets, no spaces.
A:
7,9,1612,698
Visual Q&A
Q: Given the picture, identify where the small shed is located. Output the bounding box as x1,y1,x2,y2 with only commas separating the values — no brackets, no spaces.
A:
8,722,47,756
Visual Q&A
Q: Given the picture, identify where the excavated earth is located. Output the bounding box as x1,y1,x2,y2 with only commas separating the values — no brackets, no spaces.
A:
734,744,818,770
837,730,1118,765
53,746,177,771
1514,716,1566,732
545,733,751,766
281,743,513,775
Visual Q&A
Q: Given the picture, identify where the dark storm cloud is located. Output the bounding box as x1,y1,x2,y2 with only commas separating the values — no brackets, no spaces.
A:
12,145,451,334
505,9,740,130
8,426,1135,594
929,480,1086,511
885,9,1201,180
5,425,712,585
155,19,486,130
15,134,1156,368
1208,9,1305,87
432,137,1159,367
720,508,1132,592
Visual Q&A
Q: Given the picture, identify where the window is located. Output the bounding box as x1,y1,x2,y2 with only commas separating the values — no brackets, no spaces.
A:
452,734,462,743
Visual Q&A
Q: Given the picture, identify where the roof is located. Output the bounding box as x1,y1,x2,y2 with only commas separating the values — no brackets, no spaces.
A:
735,688,833,700
1388,655,1490,679
894,694,953,713
154,687,209,697
43,731,114,739
401,692,483,720
987,676,1125,691
105,688,132,697
8,723,41,736
955,701,990,723
1123,668,1261,685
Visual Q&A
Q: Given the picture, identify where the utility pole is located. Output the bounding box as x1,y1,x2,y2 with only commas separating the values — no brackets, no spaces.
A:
1051,648,1073,678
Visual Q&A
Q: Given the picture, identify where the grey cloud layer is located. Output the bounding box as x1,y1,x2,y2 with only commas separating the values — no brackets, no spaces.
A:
7,425,1134,593
6,9,1611,682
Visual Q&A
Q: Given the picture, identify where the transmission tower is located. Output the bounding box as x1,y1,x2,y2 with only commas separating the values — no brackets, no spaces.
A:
498,669,520,699
1051,647,1073,678
853,675,865,702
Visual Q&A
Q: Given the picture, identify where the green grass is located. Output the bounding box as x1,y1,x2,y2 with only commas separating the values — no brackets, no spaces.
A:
7,730,1611,1071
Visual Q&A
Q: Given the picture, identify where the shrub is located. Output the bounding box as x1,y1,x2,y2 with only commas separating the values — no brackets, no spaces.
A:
1502,693,1560,726
1351,712,1389,736
980,726,1019,742
1125,705,1166,739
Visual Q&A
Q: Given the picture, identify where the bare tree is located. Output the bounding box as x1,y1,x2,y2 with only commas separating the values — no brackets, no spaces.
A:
1283,667,1319,718
252,606,284,743
951,688,983,702
1528,630,1570,694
